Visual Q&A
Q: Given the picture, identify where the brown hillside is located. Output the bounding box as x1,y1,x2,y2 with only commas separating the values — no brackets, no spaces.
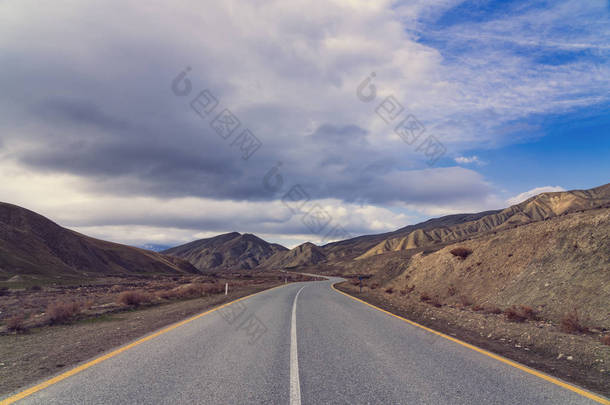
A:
382,207,610,327
162,232,287,271
262,242,327,269
0,202,199,281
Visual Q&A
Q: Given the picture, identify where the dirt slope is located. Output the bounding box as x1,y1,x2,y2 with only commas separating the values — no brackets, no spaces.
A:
163,232,287,271
0,202,199,281
382,207,610,328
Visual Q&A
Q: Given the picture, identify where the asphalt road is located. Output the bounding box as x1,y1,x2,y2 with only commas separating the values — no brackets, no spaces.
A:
4,278,607,404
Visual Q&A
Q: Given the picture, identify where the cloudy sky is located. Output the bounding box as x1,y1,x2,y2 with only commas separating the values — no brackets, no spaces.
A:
1,0,609,248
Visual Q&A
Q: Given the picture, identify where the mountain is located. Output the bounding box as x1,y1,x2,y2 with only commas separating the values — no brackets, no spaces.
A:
162,232,287,271
262,242,327,269
0,202,199,281
320,210,499,261
356,183,610,259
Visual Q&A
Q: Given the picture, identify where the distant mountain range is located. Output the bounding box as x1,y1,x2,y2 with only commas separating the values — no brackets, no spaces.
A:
2,183,608,281
0,203,198,281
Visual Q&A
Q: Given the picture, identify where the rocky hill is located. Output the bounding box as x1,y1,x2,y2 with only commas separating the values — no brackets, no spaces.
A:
357,184,610,259
0,202,199,281
262,242,327,269
162,232,287,271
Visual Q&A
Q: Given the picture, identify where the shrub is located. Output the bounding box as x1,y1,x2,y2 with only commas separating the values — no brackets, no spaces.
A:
28,285,42,291
46,301,81,324
385,287,393,294
0,286,8,296
503,305,537,323
109,285,123,293
370,283,379,290
504,306,526,322
472,304,484,311
399,289,407,296
450,247,472,259
429,296,443,307
560,310,587,334
601,335,610,346
117,290,153,306
447,286,457,296
6,314,26,332
484,306,502,315
420,293,431,302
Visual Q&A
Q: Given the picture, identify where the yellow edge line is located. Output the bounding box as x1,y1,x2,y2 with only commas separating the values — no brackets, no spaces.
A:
1,283,290,405
331,283,610,405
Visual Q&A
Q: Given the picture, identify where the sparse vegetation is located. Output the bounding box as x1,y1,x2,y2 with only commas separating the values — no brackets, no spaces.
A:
447,286,457,296
504,305,538,323
46,301,82,324
384,287,393,294
560,310,588,334
450,247,472,259
420,292,431,302
117,290,153,307
399,289,407,296
484,306,502,314
6,313,26,332
459,295,472,307
601,335,610,346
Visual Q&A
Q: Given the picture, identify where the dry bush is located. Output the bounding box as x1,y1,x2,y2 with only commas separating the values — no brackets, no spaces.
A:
429,296,443,307
484,306,502,314
447,286,457,296
459,296,472,307
202,284,224,295
117,290,153,306
503,305,537,323
109,285,123,293
450,247,472,259
560,310,588,334
6,314,26,332
28,285,42,291
472,304,484,311
399,289,407,296
420,293,431,302
0,286,8,296
370,283,379,290
46,301,82,324
504,306,526,322
385,287,393,294
601,335,610,346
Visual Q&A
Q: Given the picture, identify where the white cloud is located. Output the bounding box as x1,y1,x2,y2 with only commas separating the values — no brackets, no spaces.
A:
454,155,483,165
506,186,566,206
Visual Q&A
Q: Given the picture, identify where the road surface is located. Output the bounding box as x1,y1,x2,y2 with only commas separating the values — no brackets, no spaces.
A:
3,278,607,404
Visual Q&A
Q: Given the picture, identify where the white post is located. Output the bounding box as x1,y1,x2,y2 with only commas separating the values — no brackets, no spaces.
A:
225,282,228,295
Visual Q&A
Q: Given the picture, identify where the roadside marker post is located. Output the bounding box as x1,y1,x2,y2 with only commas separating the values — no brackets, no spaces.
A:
225,283,228,295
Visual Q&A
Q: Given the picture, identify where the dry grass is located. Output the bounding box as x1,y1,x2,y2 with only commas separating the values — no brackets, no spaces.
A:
450,247,472,259
504,305,537,323
560,310,588,334
6,314,26,332
601,335,610,346
109,285,122,293
447,286,457,296
484,306,502,314
117,290,153,307
46,301,82,324
429,296,443,307
459,295,473,307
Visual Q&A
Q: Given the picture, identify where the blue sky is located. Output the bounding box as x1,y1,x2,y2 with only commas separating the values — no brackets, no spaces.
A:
0,0,608,248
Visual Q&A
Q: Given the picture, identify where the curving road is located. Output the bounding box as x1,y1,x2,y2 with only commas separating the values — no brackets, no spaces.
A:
3,278,607,404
